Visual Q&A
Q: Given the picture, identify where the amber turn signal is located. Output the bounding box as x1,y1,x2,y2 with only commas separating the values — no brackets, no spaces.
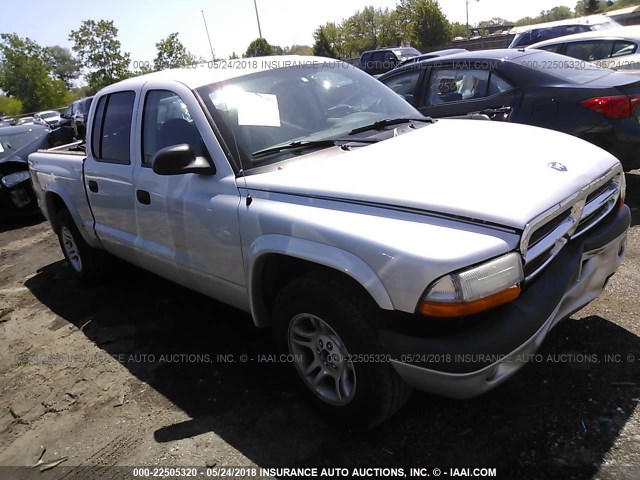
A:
418,285,521,318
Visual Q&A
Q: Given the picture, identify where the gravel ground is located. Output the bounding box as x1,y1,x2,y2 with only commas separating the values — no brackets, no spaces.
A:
0,173,639,480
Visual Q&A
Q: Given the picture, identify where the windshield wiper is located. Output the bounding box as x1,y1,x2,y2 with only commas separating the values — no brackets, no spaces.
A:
252,138,378,159
348,117,434,136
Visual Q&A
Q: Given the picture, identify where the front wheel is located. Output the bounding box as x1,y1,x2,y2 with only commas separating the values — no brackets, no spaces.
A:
273,273,411,428
55,209,106,283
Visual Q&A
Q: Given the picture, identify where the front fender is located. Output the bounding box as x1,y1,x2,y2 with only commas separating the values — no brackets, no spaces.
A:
247,234,394,327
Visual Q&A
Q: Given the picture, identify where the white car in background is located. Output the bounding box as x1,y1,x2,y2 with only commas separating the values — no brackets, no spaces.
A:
529,26,640,73
33,110,62,127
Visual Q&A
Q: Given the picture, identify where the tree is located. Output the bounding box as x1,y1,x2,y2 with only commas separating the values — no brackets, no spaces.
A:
0,95,23,115
546,6,573,21
577,0,603,15
312,26,339,58
45,46,82,89
378,9,406,47
154,33,198,71
245,38,273,57
229,52,240,59
0,33,68,112
398,0,451,50
69,20,131,93
283,45,313,56
450,22,470,38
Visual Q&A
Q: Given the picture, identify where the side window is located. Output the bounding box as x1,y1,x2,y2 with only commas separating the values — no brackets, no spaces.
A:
488,72,514,96
372,51,385,63
142,90,205,167
383,51,396,63
565,40,614,61
427,69,490,105
91,96,107,158
537,43,562,53
612,41,637,58
92,91,135,164
382,70,421,104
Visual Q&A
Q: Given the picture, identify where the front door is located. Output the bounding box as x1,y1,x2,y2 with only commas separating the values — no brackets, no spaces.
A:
131,85,245,296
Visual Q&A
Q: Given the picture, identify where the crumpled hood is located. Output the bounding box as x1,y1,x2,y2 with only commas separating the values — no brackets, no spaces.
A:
245,119,621,229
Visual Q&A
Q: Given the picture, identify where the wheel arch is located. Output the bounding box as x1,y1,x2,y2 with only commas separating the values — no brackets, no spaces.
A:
44,189,98,247
247,235,394,328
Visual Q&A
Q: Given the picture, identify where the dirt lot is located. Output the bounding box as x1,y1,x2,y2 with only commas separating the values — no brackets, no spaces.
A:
1,174,640,480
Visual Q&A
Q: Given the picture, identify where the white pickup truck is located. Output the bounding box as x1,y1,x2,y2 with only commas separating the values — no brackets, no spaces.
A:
29,57,630,426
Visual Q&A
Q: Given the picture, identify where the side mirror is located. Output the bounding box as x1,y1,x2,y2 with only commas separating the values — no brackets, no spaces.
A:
152,144,215,176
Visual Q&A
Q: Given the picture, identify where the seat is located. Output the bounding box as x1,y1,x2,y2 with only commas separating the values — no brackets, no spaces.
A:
157,118,201,155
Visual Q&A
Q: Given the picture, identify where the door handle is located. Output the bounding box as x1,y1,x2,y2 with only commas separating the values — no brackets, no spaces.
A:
478,106,512,115
136,190,151,205
88,180,98,193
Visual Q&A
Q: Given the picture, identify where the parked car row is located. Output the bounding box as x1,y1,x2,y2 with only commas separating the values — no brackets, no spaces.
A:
378,48,640,171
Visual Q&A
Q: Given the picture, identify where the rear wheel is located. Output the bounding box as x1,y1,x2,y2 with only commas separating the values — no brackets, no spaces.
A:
55,209,106,283
273,272,411,428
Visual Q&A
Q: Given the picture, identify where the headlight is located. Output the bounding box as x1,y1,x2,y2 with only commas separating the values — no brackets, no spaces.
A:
1,171,30,189
418,252,524,317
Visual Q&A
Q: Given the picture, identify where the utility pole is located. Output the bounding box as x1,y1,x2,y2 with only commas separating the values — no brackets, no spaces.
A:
201,10,216,61
466,0,479,37
253,0,263,39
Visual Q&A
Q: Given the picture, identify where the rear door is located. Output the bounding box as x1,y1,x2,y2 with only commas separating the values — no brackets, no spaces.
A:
417,64,524,121
84,90,140,263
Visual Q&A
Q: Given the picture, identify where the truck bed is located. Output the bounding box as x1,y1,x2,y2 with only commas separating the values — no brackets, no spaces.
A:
28,142,96,245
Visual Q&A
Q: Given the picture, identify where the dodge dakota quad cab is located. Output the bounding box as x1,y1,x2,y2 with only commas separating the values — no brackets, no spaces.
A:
29,57,630,427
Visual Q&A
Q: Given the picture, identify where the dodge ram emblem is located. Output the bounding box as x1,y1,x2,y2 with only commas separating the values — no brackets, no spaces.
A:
548,162,568,172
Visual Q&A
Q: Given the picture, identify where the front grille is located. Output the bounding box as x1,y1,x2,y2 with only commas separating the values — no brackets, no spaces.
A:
574,178,618,238
528,210,571,248
520,168,621,280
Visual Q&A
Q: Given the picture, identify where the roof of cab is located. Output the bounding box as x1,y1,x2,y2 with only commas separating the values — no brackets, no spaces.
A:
101,56,342,92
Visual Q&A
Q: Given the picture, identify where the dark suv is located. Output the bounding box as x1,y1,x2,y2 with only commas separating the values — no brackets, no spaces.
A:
359,47,421,75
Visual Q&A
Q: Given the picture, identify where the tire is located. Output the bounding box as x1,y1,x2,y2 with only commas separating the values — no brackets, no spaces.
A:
273,272,411,428
55,209,106,283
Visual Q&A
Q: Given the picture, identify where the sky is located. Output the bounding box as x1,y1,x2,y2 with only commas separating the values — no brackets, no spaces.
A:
0,0,577,63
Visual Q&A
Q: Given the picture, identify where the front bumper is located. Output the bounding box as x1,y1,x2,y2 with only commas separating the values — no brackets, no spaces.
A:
381,204,630,399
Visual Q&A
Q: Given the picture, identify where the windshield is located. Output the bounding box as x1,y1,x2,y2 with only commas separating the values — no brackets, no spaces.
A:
393,48,421,58
0,128,47,160
196,63,420,169
41,112,58,119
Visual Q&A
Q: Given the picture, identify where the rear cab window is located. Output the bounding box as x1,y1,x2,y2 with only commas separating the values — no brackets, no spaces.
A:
91,91,136,164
